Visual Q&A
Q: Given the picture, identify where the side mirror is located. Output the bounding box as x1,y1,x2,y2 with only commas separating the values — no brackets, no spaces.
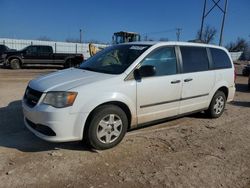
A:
134,65,156,79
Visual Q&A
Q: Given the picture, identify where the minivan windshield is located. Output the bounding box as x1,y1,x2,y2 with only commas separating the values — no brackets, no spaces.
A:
79,44,151,74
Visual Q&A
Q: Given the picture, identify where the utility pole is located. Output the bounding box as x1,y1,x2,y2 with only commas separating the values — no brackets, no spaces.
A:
176,28,182,41
199,0,207,41
219,0,228,46
199,0,228,46
80,29,82,43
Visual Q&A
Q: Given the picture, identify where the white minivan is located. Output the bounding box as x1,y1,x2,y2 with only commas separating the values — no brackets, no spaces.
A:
22,42,235,150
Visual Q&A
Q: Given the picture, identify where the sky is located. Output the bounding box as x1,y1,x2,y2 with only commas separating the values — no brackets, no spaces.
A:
0,0,249,46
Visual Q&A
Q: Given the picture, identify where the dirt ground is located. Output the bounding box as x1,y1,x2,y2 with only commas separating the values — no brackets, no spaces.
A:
0,66,250,188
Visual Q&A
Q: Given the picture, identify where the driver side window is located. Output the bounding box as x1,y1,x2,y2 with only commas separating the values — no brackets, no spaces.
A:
141,47,177,76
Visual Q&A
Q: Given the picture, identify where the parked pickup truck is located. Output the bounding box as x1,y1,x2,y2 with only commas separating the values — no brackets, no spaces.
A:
0,44,16,63
2,45,84,69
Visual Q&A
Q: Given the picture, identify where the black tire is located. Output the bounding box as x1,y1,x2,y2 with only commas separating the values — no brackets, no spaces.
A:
206,91,226,118
64,59,74,68
242,69,249,76
86,105,128,150
10,59,21,69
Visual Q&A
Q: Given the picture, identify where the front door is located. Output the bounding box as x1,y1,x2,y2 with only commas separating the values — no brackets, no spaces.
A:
136,46,182,124
24,46,38,64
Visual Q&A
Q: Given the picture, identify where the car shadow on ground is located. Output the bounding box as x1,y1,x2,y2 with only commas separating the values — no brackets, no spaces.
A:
0,100,95,153
230,101,250,108
187,111,211,119
236,83,250,93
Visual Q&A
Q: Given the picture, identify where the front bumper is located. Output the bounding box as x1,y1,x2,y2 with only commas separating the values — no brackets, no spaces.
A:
22,100,88,142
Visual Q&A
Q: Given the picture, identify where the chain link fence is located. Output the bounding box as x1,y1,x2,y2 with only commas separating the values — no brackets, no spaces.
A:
0,38,108,59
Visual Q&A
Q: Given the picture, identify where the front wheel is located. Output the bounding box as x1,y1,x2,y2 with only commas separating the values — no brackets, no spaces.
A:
206,91,226,118
86,105,128,150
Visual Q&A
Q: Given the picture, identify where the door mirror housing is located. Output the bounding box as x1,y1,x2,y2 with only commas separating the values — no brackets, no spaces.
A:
135,65,156,79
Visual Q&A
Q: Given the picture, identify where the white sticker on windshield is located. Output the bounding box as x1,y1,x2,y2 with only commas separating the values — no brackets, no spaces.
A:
130,46,147,50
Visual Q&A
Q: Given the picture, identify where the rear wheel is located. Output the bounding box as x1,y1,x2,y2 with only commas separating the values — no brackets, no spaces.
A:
206,91,226,118
10,59,21,69
86,105,128,150
64,59,74,68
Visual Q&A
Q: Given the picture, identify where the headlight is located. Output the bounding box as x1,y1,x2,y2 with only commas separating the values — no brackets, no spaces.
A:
43,91,77,108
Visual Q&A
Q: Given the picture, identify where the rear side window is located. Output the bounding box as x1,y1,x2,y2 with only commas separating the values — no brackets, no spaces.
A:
180,46,209,73
210,48,232,69
39,46,51,53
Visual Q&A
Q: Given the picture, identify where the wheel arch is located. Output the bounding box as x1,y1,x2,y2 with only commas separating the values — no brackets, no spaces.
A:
7,56,23,65
217,86,229,99
82,101,132,140
64,56,76,63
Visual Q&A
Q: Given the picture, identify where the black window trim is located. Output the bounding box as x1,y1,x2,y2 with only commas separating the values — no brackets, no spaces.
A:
125,45,181,81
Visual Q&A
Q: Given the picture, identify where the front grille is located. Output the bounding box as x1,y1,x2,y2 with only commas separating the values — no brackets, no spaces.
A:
26,118,56,136
24,86,43,108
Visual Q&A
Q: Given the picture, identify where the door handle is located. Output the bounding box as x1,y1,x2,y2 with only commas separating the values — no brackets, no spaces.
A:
171,80,181,84
184,78,193,82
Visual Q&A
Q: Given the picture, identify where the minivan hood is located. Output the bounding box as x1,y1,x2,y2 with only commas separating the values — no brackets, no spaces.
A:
29,68,115,92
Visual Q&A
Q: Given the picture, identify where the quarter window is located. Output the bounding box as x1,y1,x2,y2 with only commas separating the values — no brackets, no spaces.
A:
210,48,232,69
140,47,177,76
180,47,209,73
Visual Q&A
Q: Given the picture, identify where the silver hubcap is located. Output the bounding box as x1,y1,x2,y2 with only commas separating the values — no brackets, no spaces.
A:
213,96,225,115
96,114,122,144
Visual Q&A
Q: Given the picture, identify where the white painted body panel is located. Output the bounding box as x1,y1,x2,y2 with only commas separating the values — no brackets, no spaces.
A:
136,74,182,124
180,70,215,114
22,41,235,142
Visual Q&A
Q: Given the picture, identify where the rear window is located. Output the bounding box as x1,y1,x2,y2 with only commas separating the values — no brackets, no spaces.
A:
180,46,209,73
210,48,232,69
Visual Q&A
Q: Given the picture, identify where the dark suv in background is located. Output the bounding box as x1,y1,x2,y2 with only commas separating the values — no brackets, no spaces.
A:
0,44,15,63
